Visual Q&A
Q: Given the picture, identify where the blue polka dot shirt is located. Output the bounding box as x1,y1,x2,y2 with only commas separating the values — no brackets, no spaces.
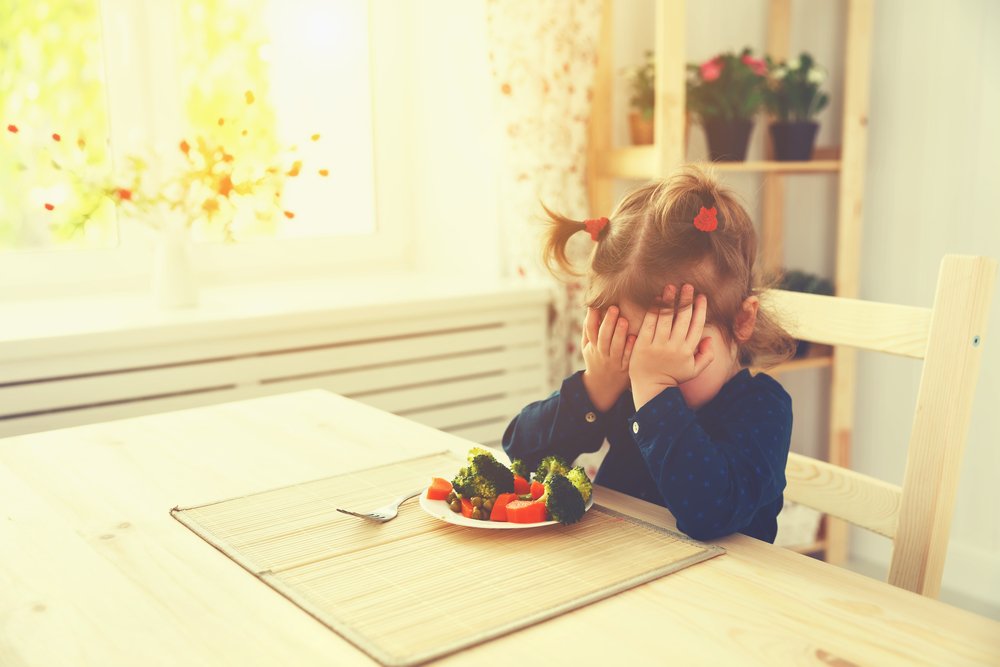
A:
502,369,793,543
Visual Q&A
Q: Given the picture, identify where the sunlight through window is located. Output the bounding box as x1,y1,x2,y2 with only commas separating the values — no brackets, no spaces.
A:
1,0,376,251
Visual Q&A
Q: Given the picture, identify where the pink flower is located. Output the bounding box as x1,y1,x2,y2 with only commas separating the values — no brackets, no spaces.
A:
700,57,723,82
741,54,767,76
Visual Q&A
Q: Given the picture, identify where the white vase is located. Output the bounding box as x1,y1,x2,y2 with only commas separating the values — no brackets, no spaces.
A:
151,222,198,309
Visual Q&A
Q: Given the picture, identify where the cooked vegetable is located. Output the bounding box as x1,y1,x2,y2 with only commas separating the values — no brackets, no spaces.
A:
451,453,515,500
513,474,530,495
541,473,586,525
529,480,545,500
509,458,529,479
505,499,549,524
565,466,593,503
533,454,570,483
460,497,474,518
467,446,496,462
426,477,453,501
489,492,519,521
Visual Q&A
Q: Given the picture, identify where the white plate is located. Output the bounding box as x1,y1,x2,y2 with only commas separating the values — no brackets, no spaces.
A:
418,489,594,529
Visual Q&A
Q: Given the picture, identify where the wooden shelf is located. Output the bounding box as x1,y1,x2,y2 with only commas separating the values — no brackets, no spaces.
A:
598,146,841,180
588,0,873,568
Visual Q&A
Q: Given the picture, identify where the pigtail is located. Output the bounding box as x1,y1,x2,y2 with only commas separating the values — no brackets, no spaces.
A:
540,202,589,277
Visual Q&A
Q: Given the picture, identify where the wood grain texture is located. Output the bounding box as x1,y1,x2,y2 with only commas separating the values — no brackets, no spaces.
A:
1,389,998,665
763,289,932,358
785,452,901,538
890,256,998,596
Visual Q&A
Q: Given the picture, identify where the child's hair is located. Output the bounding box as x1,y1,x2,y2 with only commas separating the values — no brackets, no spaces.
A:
542,164,795,368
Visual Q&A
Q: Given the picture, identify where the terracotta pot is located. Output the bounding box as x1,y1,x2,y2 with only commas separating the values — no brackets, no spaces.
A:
628,111,691,151
628,111,654,145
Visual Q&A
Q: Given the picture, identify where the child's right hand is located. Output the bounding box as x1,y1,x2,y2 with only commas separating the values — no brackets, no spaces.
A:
581,306,636,413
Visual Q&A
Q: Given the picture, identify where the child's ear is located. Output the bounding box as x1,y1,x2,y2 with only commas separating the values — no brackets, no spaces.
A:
734,296,760,342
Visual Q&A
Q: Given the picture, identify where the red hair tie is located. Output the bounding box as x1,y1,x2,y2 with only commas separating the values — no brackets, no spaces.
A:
584,216,609,241
693,206,718,232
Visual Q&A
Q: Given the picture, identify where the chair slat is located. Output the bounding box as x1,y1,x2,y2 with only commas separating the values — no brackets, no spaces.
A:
764,290,931,359
784,452,902,538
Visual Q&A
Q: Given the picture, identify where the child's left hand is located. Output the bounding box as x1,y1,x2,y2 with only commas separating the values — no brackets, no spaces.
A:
630,283,715,410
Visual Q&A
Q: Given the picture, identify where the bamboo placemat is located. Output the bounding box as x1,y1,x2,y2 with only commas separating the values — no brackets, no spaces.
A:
171,452,724,666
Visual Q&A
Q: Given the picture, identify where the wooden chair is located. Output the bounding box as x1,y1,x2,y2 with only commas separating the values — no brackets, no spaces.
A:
765,255,997,597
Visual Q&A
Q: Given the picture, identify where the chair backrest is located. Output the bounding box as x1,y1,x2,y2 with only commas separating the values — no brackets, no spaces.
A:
764,255,997,597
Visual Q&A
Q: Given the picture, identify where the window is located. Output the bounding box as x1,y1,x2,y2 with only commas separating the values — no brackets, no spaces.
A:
0,0,116,250
1,0,403,295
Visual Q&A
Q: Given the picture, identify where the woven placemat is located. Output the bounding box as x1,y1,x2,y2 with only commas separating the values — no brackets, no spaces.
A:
171,452,724,666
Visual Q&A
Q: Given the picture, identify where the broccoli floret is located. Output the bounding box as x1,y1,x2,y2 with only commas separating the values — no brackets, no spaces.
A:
565,466,593,503
467,446,496,462
470,454,514,495
509,458,529,479
533,454,570,483
451,452,515,500
542,473,586,525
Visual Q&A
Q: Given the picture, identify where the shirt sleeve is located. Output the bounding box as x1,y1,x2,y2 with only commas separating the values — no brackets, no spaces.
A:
502,371,609,472
628,383,792,541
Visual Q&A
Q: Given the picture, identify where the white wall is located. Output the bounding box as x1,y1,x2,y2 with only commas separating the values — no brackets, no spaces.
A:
609,0,1000,611
852,0,1000,607
402,0,503,280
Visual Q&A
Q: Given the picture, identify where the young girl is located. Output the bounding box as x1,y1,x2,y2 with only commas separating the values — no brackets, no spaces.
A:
502,165,796,543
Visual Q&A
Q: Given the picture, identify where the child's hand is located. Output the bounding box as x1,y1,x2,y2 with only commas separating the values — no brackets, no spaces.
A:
630,283,715,410
581,306,636,413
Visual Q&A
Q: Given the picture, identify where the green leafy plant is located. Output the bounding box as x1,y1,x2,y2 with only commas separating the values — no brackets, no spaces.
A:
763,52,830,122
686,48,768,122
623,50,656,119
779,269,834,296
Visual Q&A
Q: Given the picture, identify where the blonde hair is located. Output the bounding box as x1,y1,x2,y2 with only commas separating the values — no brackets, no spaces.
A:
542,164,794,368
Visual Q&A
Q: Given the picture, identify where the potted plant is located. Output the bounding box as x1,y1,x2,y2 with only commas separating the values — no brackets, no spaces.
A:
623,50,655,145
686,48,767,161
763,53,830,161
779,269,834,358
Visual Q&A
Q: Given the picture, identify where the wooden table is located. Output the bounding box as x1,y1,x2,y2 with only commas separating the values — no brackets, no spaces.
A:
2,390,997,666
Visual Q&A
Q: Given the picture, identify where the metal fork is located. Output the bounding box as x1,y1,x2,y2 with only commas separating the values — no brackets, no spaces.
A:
336,487,426,523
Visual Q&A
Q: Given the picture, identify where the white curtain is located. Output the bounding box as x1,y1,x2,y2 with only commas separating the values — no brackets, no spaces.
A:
485,0,603,390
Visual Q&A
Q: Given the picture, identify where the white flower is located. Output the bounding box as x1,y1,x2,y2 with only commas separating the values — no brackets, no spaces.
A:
807,67,826,84
773,66,788,80
787,57,801,71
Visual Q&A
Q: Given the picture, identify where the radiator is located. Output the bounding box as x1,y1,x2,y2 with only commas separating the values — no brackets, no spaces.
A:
0,288,550,444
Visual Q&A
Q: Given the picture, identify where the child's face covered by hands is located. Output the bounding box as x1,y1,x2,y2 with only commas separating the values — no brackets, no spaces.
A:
620,284,740,411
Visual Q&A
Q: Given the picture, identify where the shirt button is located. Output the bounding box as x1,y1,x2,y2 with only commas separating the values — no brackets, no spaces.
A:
632,422,639,434
584,411,597,423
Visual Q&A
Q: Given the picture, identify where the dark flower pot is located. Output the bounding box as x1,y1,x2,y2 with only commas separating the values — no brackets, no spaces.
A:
770,121,819,161
703,119,754,162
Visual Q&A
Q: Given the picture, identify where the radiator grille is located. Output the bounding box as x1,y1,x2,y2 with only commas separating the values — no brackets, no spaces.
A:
0,304,548,444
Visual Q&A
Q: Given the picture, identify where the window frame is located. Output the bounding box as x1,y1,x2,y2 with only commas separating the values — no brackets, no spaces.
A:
0,0,412,300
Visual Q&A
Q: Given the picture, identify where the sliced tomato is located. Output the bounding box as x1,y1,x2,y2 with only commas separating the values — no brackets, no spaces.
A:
513,474,530,495
460,497,474,518
489,492,519,522
505,500,549,524
530,480,545,500
426,477,453,501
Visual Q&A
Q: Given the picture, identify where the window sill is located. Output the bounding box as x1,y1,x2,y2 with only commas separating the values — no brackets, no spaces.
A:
0,273,552,373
